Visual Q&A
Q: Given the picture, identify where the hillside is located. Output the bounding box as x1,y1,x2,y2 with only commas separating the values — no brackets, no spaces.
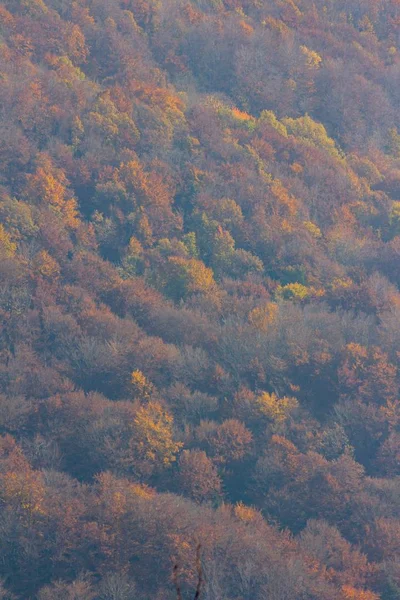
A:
1,0,400,598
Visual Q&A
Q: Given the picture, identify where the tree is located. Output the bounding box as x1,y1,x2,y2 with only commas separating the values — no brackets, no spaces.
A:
96,573,137,600
130,369,154,401
200,419,253,465
37,575,95,600
375,432,400,476
177,450,222,503
132,401,182,477
162,256,218,302
0,225,16,260
23,155,80,229
298,519,371,589
338,344,398,405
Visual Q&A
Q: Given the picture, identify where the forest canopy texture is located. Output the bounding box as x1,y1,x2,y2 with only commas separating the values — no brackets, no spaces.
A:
1,0,400,598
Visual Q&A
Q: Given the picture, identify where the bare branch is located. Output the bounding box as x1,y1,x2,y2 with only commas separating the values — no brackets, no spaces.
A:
194,544,202,600
173,544,202,600
173,563,182,600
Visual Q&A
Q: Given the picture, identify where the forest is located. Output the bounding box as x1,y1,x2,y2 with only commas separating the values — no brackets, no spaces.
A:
1,0,400,598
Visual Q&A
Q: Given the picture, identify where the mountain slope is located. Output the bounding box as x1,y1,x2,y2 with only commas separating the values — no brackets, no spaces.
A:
1,0,400,598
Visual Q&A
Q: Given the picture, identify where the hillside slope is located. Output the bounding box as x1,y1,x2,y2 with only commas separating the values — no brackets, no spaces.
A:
1,0,400,598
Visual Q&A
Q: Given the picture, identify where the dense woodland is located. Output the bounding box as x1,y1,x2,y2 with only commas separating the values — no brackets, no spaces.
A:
1,0,400,598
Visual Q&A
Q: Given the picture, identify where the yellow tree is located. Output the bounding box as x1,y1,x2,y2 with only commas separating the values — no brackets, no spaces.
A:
130,369,154,401
163,256,217,301
23,155,80,229
256,392,299,426
0,224,17,259
131,401,182,477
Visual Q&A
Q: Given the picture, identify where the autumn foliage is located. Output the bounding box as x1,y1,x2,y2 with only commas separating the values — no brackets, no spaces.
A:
1,0,400,598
